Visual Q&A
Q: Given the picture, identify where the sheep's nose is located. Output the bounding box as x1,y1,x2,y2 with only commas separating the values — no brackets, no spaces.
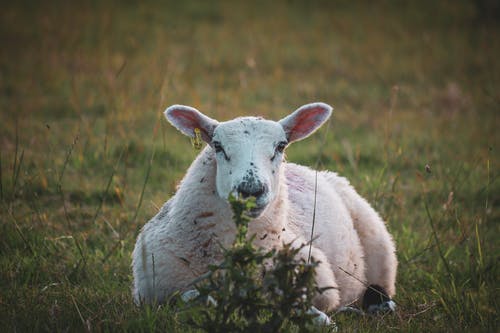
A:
237,182,267,199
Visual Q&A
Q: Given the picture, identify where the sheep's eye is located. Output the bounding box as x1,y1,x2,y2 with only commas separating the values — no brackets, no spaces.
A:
276,141,287,153
212,141,230,161
213,141,223,153
271,141,288,161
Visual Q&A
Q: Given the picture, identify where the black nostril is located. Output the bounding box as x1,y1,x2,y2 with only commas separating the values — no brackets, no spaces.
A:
237,183,266,199
251,186,265,198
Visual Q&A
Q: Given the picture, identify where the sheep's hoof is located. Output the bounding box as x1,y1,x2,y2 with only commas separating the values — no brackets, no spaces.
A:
180,289,217,306
336,306,365,315
362,284,396,314
306,306,337,329
180,289,199,302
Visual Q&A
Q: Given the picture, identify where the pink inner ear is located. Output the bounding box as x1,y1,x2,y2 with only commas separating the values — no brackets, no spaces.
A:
287,106,328,141
169,109,200,134
167,107,216,142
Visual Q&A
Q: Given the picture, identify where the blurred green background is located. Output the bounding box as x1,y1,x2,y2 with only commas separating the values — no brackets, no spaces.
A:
1,0,498,331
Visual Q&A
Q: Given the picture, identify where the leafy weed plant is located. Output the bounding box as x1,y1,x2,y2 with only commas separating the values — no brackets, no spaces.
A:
185,194,329,332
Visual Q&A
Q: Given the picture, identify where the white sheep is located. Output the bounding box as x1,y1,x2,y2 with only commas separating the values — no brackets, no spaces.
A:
132,102,397,318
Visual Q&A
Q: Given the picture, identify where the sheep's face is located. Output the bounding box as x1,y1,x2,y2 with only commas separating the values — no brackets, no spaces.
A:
211,118,288,217
165,102,333,219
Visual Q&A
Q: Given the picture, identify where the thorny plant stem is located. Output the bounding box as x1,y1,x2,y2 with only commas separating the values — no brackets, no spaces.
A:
308,170,318,263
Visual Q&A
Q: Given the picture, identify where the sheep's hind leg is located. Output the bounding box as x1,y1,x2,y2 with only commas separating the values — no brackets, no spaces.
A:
324,173,397,298
362,284,396,314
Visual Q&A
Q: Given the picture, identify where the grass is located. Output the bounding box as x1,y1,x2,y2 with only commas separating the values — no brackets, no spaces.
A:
0,0,498,331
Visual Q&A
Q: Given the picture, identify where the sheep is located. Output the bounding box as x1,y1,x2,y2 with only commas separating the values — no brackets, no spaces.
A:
132,102,397,319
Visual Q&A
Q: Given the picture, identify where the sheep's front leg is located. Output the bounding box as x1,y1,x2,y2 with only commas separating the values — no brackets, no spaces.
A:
294,244,340,312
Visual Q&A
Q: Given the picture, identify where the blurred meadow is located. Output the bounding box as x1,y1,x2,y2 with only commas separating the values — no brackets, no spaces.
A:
1,0,498,331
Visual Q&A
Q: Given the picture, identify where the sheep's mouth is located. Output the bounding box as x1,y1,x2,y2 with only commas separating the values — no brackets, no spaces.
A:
228,187,269,218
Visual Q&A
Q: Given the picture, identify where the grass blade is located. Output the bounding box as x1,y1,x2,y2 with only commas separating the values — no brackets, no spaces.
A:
91,146,126,225
4,202,34,255
59,184,87,272
58,134,79,186
131,147,155,225
0,150,3,200
423,198,453,280
12,149,24,197
102,147,155,263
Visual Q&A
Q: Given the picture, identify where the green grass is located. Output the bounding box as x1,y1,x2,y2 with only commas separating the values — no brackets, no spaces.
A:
1,0,498,331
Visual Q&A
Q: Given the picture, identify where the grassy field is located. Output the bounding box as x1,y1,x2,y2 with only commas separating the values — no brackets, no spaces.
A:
1,0,498,331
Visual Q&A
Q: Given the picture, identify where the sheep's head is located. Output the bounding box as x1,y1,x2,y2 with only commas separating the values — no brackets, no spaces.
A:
165,103,332,218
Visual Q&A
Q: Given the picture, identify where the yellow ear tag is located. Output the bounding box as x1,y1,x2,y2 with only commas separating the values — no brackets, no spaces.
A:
191,128,203,150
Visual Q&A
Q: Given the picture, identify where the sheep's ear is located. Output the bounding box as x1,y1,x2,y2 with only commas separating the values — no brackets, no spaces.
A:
279,102,333,143
165,105,219,143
